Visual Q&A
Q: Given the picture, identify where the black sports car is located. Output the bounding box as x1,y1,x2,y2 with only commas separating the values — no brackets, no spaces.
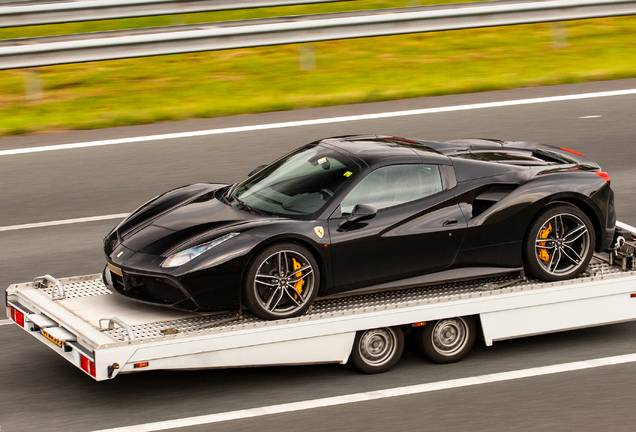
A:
103,135,615,320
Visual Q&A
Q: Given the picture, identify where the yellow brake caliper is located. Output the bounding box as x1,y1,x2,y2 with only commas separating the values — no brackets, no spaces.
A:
291,257,305,296
537,222,552,263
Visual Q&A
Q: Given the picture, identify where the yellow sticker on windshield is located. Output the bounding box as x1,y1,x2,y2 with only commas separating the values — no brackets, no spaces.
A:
343,171,353,177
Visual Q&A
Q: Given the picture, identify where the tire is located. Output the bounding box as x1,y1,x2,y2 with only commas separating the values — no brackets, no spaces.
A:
242,242,320,320
415,316,476,364
350,327,405,374
522,204,595,282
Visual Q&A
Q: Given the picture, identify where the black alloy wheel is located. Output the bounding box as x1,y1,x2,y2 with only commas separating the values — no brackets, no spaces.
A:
350,327,405,374
523,204,595,282
243,242,319,320
415,316,476,364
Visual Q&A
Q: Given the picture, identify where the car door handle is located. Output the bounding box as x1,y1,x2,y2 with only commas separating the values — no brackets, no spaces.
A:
443,219,458,227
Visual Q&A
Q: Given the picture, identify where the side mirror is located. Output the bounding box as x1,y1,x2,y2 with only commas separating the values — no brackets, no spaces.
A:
248,164,268,177
338,204,377,230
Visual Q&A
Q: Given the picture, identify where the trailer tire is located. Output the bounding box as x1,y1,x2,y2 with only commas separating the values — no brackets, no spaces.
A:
350,327,404,374
416,316,476,364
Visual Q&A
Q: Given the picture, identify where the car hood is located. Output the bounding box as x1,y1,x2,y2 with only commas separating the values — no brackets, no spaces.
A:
113,186,264,256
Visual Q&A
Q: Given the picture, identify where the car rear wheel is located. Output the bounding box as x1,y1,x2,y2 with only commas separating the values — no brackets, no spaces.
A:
523,204,595,282
350,327,405,374
415,316,476,364
243,242,319,320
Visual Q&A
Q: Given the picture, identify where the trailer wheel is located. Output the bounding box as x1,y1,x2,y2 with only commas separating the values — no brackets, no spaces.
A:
350,327,404,374
243,242,319,320
523,203,595,282
416,316,476,364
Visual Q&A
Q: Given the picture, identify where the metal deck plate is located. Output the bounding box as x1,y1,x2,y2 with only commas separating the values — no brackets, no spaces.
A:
37,275,112,299
97,257,627,342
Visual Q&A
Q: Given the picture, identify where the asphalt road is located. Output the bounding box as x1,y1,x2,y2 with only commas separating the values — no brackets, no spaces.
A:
1,79,636,432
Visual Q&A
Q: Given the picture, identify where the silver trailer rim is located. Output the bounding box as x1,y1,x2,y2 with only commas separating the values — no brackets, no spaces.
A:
357,328,398,367
430,318,469,357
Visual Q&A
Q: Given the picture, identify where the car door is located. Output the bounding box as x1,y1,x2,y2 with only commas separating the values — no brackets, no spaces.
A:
327,163,467,294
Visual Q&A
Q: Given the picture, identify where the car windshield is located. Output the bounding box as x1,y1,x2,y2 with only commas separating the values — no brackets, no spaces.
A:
229,144,359,218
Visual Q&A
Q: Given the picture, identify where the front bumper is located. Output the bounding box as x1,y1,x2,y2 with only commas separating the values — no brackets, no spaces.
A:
102,256,245,312
103,264,199,310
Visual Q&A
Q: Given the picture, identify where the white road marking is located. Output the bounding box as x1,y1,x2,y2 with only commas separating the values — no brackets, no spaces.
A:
579,115,602,118
0,319,13,326
93,352,636,432
0,213,129,232
1,88,636,157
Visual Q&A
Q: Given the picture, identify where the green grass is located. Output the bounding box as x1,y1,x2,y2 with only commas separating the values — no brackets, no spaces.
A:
0,2,635,137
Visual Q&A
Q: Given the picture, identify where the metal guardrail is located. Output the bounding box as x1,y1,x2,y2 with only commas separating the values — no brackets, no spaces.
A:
0,0,635,70
0,0,353,28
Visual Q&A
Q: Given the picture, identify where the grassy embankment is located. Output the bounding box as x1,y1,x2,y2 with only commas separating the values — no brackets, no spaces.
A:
0,0,635,136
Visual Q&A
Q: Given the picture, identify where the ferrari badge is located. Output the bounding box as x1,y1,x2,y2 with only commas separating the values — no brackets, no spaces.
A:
314,226,325,239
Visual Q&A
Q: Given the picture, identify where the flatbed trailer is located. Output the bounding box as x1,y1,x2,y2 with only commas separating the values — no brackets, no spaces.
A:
6,250,636,380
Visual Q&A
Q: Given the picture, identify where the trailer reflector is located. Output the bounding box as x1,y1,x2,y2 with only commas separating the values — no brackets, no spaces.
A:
80,355,96,377
134,362,149,368
10,306,25,327
412,321,426,327
631,293,636,298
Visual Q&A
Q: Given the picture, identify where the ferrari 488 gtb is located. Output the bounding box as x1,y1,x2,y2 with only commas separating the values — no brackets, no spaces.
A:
103,136,615,320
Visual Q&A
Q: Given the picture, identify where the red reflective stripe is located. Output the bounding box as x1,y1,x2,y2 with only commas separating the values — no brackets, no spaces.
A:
594,171,611,185
560,147,584,156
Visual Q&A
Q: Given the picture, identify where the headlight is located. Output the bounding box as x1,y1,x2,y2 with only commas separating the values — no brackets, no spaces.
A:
161,233,240,268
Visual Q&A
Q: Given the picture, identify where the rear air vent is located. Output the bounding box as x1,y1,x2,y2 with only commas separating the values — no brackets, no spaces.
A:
455,151,564,166
472,184,519,217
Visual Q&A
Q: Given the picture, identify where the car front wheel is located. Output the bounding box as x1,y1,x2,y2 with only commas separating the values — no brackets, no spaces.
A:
243,242,319,320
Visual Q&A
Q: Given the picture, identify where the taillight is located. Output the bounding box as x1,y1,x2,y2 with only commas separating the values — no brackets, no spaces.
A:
9,306,25,327
594,171,611,185
561,147,584,156
80,355,96,377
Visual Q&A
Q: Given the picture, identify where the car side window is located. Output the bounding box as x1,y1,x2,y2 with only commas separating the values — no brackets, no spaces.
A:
340,164,443,214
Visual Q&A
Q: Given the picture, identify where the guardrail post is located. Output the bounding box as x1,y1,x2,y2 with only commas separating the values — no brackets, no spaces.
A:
299,43,316,70
25,68,42,102
550,22,568,46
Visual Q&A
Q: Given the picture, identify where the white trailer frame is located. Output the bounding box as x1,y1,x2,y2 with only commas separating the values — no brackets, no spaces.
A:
6,255,636,381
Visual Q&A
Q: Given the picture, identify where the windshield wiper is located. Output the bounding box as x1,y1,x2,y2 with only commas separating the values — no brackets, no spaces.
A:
233,196,271,217
220,183,240,205
223,182,238,202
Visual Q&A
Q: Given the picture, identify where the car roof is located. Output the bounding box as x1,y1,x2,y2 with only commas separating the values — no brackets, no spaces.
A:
320,135,452,169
